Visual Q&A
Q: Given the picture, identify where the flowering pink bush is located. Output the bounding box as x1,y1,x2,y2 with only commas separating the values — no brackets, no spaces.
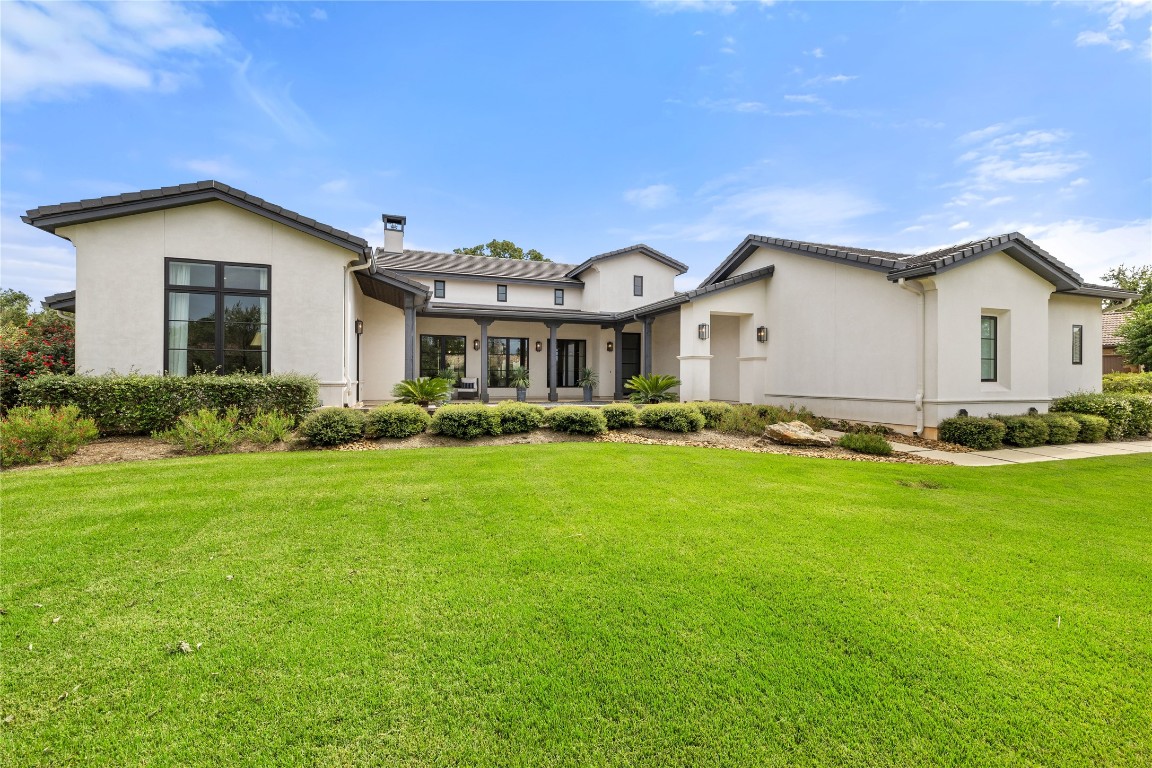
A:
1,312,75,411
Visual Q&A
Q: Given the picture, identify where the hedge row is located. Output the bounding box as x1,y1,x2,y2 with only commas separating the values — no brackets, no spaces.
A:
1049,391,1152,440
19,373,319,435
1101,372,1152,394
939,405,1129,450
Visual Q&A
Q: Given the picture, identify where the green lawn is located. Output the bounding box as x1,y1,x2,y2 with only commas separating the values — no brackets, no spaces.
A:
2,445,1150,767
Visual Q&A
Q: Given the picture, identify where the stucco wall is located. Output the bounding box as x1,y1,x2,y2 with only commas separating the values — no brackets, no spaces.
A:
583,251,680,313
1048,293,1103,398
59,201,356,406
424,277,583,310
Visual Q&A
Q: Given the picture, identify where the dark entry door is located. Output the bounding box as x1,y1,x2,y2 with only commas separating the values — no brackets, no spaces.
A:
620,332,642,391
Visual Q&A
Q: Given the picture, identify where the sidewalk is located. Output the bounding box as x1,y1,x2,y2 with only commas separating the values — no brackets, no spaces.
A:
823,430,1152,466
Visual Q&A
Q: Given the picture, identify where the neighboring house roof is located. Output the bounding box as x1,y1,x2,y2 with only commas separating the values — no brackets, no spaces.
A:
701,231,1140,300
565,244,689,278
42,290,76,313
376,249,582,284
22,180,372,258
1102,311,1133,347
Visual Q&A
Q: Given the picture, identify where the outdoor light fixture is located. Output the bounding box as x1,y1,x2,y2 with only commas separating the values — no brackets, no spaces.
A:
698,323,709,340
756,326,767,343
355,319,364,336
606,341,614,352
473,339,480,351
535,340,543,352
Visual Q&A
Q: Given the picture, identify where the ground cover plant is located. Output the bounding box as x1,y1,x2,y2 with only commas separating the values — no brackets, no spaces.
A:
3,447,1149,766
836,432,893,456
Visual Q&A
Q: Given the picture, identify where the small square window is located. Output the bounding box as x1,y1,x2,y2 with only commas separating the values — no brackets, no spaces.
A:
633,275,644,297
1072,324,1083,365
497,284,507,302
554,288,564,306
434,280,445,299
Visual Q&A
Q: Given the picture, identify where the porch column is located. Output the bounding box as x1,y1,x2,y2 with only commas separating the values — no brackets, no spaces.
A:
613,324,624,400
404,297,416,380
547,322,559,402
477,319,491,403
642,316,654,375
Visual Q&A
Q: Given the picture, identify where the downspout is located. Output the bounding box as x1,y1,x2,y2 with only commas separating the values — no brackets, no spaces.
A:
898,278,925,436
344,256,375,406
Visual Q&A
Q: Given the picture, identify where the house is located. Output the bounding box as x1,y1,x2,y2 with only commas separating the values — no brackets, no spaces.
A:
1102,310,1142,373
22,180,1138,437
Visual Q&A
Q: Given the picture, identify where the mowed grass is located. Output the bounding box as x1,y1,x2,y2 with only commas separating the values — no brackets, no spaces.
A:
2,446,1150,767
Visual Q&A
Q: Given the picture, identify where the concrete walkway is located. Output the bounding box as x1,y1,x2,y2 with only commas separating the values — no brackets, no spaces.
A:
823,430,1152,466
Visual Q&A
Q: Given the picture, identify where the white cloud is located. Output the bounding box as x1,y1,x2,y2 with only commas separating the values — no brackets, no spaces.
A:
803,74,857,86
958,122,1011,144
1024,218,1152,283
1075,1,1151,57
0,1,225,102
0,210,78,301
261,6,302,28
806,47,824,58
952,126,1085,194
177,157,245,180
720,35,736,54
784,94,822,104
1069,177,1089,187
985,196,1014,206
900,225,926,233
949,221,971,231
624,184,678,210
232,57,323,145
319,178,350,194
311,8,328,21
644,0,737,14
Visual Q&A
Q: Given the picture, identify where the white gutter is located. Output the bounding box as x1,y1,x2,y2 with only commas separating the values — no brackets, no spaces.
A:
898,278,926,436
1104,298,1134,312
343,260,376,405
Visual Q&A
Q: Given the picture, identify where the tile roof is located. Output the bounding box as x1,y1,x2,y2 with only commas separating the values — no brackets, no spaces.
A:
376,249,582,283
1102,311,1133,346
565,244,688,277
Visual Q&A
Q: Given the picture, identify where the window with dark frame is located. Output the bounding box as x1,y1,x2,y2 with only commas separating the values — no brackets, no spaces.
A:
554,288,565,306
419,334,466,380
166,259,270,376
487,337,528,387
550,339,587,387
1072,324,1083,365
434,280,445,299
634,275,644,296
980,315,997,382
497,284,508,302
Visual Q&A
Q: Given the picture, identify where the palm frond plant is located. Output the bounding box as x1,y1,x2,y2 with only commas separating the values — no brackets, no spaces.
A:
625,373,681,404
509,365,531,402
392,377,452,408
577,367,599,403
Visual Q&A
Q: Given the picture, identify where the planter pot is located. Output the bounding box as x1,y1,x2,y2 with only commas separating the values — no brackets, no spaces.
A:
516,388,527,402
582,385,593,403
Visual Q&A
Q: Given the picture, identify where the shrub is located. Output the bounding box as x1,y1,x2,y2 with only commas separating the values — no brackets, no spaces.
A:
19,373,319,435
1,405,97,466
1102,372,1152,394
996,415,1049,448
431,404,502,439
638,403,706,433
938,416,1006,450
837,432,893,456
1117,392,1152,437
717,404,823,436
298,407,365,447
364,404,431,439
824,419,892,435
602,403,638,430
545,406,607,435
242,409,296,445
691,401,733,429
1038,413,1080,445
1053,412,1109,443
392,377,452,407
494,401,545,433
1050,392,1133,440
625,374,681,404
156,408,242,455
1,303,74,412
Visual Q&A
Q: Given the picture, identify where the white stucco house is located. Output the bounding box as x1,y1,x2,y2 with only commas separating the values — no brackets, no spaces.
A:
25,180,1137,437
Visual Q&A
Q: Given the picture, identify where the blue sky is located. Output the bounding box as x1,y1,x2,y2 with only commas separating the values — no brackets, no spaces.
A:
2,0,1150,303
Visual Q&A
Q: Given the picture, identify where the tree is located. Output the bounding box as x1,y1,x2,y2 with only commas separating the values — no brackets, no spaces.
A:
1,288,33,330
1115,303,1152,369
1102,264,1152,308
453,239,550,262
0,289,75,411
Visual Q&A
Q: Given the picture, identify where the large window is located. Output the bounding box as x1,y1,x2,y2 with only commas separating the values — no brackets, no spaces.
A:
420,334,466,380
1072,324,1083,365
552,339,587,387
980,315,997,382
487,337,528,387
166,259,269,376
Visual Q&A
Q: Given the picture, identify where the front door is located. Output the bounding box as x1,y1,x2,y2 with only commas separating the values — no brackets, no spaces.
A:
620,332,642,392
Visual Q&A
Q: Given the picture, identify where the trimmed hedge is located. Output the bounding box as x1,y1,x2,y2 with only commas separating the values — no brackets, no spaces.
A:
602,403,639,430
938,416,1006,450
1038,413,1080,445
691,401,734,429
430,404,502,439
1052,412,1108,443
545,406,607,435
837,432,893,456
1102,372,1152,394
1050,391,1152,439
996,415,1049,448
364,404,431,439
19,372,319,435
494,401,545,434
638,403,706,433
299,407,365,447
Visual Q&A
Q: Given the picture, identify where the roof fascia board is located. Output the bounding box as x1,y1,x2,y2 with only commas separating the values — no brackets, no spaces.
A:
566,245,689,278
418,304,618,324
888,243,1081,291
1059,286,1141,299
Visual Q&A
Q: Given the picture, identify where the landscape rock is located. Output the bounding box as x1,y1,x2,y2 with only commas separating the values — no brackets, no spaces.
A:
761,421,833,447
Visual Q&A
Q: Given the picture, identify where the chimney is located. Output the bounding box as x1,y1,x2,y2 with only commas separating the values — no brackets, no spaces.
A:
381,214,406,255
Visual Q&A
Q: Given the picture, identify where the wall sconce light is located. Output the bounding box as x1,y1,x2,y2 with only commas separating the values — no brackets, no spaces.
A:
473,339,480,351
606,341,614,352
535,340,543,352
756,326,767,343
698,323,709,340
354,319,364,336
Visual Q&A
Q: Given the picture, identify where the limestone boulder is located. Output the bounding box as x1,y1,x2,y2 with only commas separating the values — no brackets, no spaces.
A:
761,420,832,447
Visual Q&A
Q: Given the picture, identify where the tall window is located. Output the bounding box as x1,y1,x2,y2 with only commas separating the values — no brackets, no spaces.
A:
166,259,269,376
1072,325,1083,365
434,280,445,299
552,339,586,387
497,284,508,302
634,275,644,296
420,335,466,380
554,288,565,306
488,337,528,387
980,315,997,382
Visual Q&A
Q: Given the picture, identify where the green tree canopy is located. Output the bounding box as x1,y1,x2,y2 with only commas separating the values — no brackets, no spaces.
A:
453,240,549,262
1115,303,1152,369
1102,264,1152,308
1,288,33,330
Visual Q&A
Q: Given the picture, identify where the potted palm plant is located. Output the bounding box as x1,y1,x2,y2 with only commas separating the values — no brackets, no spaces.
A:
509,365,530,402
392,377,452,413
577,367,599,403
